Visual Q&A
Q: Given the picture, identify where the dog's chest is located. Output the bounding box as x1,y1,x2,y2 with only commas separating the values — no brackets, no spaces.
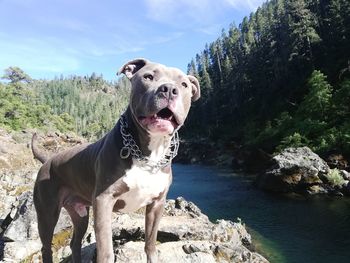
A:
117,163,170,213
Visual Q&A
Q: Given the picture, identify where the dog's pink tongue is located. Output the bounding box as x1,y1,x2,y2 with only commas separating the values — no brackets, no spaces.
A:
140,116,175,134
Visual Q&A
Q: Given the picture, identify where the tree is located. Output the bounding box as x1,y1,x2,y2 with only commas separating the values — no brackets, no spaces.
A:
184,0,349,154
332,78,350,120
286,0,320,62
298,70,332,120
1,67,32,83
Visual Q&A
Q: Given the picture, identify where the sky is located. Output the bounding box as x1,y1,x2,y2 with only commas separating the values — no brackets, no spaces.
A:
0,0,266,80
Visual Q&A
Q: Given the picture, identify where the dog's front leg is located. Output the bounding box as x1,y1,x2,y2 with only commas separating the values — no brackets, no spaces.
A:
144,198,165,263
93,193,115,263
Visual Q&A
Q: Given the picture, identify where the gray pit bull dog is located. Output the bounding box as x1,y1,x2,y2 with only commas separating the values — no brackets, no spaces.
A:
31,58,200,263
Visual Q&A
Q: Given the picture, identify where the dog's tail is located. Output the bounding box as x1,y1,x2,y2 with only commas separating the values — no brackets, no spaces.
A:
31,133,48,164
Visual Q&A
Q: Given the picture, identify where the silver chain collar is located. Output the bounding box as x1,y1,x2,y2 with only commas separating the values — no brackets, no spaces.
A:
119,114,179,172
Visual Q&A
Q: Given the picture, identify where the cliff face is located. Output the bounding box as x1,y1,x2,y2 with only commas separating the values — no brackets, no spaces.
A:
0,131,268,262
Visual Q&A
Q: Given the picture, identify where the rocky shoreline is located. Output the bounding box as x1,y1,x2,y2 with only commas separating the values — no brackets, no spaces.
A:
0,130,269,262
176,138,350,196
256,147,350,196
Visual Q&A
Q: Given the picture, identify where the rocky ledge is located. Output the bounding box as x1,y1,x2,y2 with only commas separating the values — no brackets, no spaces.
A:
0,130,268,262
1,195,268,263
256,147,350,195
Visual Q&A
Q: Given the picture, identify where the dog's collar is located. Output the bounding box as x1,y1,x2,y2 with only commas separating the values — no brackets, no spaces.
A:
119,114,179,172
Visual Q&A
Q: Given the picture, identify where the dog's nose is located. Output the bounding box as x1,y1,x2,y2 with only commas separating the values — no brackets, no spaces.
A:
157,84,178,99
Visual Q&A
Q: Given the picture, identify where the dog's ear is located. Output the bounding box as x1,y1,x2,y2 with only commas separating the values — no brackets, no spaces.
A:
118,58,149,79
188,75,201,102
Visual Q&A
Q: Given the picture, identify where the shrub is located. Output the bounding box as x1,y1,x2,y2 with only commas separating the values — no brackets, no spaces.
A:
324,169,346,187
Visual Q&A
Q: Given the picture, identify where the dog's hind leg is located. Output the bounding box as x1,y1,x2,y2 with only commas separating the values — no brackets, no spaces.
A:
34,181,61,263
65,205,89,263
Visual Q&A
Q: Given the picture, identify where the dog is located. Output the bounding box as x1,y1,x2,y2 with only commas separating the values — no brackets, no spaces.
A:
31,58,200,263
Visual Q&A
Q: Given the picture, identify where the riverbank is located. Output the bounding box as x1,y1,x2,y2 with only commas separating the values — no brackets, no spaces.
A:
175,138,272,172
175,138,350,196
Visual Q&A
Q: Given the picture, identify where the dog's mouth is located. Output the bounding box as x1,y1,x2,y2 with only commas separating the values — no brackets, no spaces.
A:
156,108,175,121
138,108,180,134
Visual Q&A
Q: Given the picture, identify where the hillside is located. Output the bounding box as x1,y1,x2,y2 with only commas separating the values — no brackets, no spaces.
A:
0,68,130,140
185,0,350,157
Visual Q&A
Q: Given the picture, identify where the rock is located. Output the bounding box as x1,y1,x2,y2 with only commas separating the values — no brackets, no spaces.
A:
0,129,37,171
115,241,217,263
174,197,204,218
340,170,350,180
307,185,328,195
2,196,268,263
326,154,349,171
108,198,268,263
1,190,73,261
3,240,41,261
256,147,329,193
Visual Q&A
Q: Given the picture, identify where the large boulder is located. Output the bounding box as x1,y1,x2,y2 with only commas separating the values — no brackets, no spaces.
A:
256,147,330,193
80,198,267,263
111,198,268,263
11,197,268,263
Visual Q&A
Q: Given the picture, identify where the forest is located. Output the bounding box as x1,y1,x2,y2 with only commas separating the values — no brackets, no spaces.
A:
0,67,130,140
1,0,349,156
185,0,350,155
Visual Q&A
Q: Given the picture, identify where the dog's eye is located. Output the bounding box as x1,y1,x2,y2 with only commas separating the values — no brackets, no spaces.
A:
144,74,153,81
182,82,188,88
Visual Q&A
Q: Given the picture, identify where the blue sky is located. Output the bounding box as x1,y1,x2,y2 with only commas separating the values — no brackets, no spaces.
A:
0,0,265,80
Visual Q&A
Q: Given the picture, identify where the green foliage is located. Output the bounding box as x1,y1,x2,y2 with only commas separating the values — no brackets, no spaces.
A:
332,79,350,119
298,70,333,120
0,68,130,140
33,75,130,140
324,169,346,187
185,0,350,155
0,81,73,132
277,133,309,152
1,66,32,83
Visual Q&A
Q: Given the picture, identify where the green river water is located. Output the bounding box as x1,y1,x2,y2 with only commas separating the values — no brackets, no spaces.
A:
169,164,350,263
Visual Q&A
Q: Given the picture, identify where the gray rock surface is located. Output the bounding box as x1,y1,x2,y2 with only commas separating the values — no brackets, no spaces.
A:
257,147,329,192
341,170,350,180
256,147,350,195
2,197,268,262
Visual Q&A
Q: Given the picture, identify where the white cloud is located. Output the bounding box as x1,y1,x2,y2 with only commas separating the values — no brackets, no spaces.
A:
197,24,223,35
144,0,264,28
144,0,216,25
223,0,265,11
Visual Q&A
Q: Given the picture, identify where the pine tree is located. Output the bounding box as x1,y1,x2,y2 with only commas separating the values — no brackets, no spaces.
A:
286,0,320,62
2,67,32,84
298,70,332,120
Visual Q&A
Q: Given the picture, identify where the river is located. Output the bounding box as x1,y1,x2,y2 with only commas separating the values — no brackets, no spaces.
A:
168,164,350,263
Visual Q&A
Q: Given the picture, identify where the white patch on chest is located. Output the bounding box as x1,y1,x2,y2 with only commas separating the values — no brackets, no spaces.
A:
118,162,170,213
147,135,171,163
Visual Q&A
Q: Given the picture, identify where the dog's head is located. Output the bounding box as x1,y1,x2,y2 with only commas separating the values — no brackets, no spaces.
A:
118,58,200,136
